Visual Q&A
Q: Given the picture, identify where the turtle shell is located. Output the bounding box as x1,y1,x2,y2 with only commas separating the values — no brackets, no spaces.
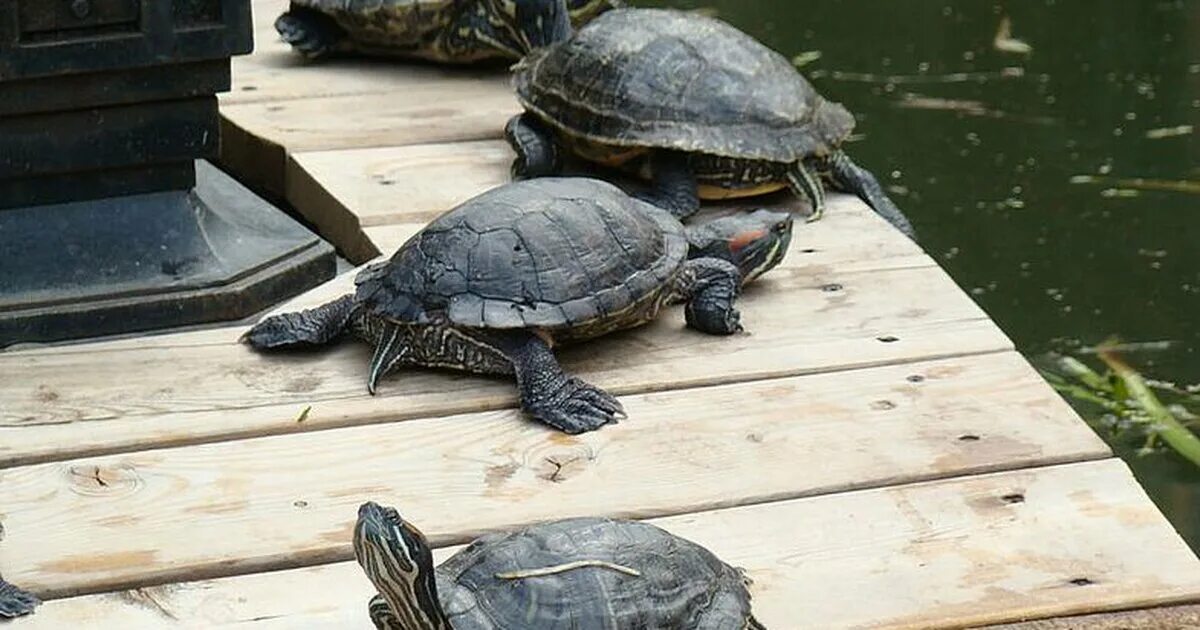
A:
354,178,688,330
289,0,455,48
433,518,756,629
514,8,856,163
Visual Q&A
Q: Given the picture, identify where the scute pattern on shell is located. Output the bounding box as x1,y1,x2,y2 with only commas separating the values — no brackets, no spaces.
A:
290,0,452,47
433,518,757,629
515,8,856,162
354,178,688,330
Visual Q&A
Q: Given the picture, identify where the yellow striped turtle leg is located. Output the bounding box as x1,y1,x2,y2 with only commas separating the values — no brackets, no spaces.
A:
785,161,825,223
824,150,917,240
368,594,401,630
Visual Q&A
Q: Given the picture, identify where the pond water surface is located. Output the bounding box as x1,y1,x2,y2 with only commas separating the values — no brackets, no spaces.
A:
643,0,1200,549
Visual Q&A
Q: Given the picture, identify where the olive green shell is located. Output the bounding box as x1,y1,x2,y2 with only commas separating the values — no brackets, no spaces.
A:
353,178,687,331
514,8,856,162
289,0,456,49
289,0,619,51
432,517,758,629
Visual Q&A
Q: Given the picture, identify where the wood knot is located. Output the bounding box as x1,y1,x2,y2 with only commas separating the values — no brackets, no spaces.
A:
535,452,592,484
67,464,142,498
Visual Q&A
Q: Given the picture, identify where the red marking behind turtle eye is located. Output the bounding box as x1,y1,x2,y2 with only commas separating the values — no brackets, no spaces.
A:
729,229,767,254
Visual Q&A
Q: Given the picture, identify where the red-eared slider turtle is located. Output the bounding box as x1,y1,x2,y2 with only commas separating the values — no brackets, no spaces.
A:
0,573,39,619
275,0,620,63
354,502,765,629
243,178,791,434
506,8,916,239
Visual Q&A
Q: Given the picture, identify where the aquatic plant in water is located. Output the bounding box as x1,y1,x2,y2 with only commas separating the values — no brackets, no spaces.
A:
1045,341,1200,469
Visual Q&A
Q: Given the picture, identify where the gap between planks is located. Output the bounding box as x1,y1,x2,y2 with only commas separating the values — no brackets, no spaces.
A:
0,258,1010,467
1,351,1108,597
13,460,1200,629
2,191,936,358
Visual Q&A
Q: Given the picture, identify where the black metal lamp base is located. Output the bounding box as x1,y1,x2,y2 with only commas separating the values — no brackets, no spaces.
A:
0,161,336,347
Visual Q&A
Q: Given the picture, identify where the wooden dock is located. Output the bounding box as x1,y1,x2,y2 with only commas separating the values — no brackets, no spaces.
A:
5,1,1200,627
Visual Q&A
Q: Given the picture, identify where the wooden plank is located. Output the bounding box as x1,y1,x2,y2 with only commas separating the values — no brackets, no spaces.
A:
288,142,931,268
2,189,931,358
0,353,1108,596
219,87,516,197
220,79,514,156
16,461,1200,629
223,0,505,106
0,254,1009,465
981,603,1200,629
218,0,518,198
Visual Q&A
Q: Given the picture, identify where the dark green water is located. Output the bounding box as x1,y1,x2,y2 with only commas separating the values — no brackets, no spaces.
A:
643,0,1200,548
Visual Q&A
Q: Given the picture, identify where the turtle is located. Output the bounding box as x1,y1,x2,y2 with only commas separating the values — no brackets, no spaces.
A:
275,0,621,63
354,501,765,629
242,178,791,434
505,8,917,239
0,574,39,619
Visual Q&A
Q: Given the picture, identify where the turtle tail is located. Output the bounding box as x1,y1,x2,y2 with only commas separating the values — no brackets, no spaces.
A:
823,150,917,241
274,6,345,59
0,576,40,619
242,295,357,349
746,617,767,630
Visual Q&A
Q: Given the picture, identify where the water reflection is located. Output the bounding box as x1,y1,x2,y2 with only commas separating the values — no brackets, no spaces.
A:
642,0,1200,548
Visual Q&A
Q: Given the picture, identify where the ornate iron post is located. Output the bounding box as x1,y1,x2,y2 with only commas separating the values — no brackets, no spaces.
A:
0,0,335,346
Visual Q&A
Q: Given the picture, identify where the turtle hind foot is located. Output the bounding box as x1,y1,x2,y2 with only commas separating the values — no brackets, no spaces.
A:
821,151,917,241
0,579,41,619
527,376,625,434
242,295,356,349
275,8,344,59
492,332,624,434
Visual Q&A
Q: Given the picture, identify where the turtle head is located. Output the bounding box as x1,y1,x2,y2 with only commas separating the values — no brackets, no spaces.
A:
687,210,793,285
483,0,572,55
354,502,450,630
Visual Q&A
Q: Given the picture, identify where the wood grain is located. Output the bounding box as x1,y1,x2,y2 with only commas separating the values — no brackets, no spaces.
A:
288,142,931,267
0,192,930,357
0,251,1008,466
17,461,1200,629
0,353,1107,596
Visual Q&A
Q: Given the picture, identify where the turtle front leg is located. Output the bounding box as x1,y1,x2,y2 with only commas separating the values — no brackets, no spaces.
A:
785,160,826,224
674,258,744,335
638,151,700,220
506,114,562,180
368,594,401,630
485,331,624,433
0,575,40,619
819,150,917,240
274,5,347,60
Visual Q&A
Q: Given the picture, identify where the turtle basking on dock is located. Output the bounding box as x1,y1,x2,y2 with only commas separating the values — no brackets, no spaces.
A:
243,178,791,434
354,501,765,629
276,0,620,63
506,8,917,238
0,573,39,619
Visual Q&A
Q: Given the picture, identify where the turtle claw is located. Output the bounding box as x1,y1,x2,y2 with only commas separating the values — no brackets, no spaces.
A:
528,378,624,434
0,579,40,619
